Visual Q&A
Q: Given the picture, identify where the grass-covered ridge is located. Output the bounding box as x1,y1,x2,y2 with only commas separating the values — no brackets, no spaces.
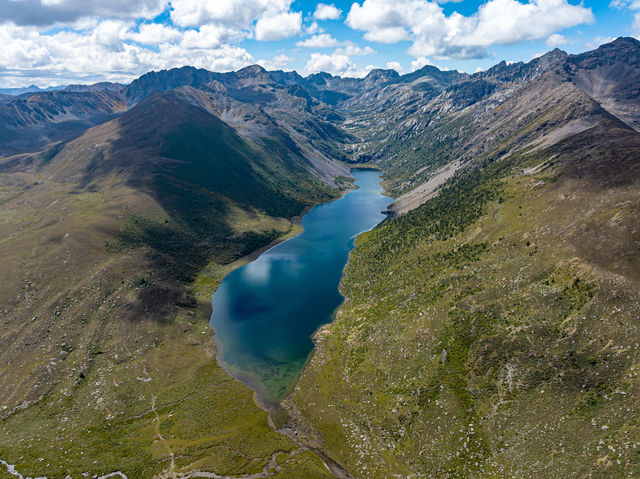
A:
285,126,640,478
110,94,335,282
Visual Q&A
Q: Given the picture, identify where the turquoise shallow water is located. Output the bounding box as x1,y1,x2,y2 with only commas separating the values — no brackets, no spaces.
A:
210,169,390,403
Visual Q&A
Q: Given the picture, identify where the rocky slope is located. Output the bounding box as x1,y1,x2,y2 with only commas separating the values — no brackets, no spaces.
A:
0,88,125,154
340,38,640,203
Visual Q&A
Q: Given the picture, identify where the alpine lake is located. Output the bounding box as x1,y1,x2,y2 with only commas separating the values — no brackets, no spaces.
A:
210,169,390,404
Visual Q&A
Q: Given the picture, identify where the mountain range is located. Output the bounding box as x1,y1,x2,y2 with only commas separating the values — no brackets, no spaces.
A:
1,37,639,478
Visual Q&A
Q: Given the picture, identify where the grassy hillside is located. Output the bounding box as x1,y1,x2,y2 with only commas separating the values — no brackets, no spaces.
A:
0,93,338,478
285,123,640,477
102,93,335,281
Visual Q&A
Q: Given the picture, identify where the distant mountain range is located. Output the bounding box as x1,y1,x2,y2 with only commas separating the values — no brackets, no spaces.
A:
0,84,66,96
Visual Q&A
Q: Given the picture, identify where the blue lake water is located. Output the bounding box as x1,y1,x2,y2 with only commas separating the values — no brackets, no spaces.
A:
210,169,390,403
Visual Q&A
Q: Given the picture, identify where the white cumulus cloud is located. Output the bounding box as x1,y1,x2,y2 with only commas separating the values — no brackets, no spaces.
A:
313,3,342,20
0,0,165,26
297,35,375,57
612,0,640,35
306,21,322,35
304,53,353,75
385,61,403,72
127,23,182,45
347,0,594,59
171,0,281,28
410,56,435,71
546,33,567,47
334,42,376,56
0,21,256,87
255,11,302,41
0,0,604,87
0,0,310,86
257,54,295,70
303,52,378,77
170,0,302,41
296,33,340,48
179,24,241,49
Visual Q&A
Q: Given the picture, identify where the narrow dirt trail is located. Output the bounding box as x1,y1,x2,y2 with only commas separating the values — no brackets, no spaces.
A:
151,394,176,478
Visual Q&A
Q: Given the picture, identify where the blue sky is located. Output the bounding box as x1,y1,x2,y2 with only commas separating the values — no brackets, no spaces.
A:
0,0,636,87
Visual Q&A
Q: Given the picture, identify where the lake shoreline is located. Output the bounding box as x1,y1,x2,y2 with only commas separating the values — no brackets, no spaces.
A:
194,176,361,478
202,170,388,479
196,173,358,398
205,177,359,409
209,170,388,405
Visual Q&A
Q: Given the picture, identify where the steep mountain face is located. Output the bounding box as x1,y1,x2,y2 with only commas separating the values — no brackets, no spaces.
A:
0,63,353,478
63,82,124,93
560,37,640,130
335,50,574,189
287,121,640,478
1,37,639,479
340,38,640,206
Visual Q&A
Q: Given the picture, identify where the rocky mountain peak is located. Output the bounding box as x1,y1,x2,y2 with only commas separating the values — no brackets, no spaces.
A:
362,68,400,88
236,64,267,76
564,36,640,74
608,36,640,48
305,71,334,86
365,68,400,80
125,66,214,104
539,47,568,63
